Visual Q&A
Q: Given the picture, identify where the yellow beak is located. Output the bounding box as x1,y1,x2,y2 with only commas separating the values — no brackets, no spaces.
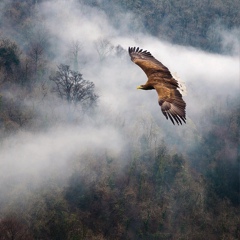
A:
137,86,142,89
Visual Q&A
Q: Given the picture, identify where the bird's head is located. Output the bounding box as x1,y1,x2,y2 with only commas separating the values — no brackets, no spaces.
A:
137,84,154,90
137,85,145,90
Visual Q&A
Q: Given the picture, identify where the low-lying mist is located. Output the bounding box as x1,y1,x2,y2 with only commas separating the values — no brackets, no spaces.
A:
0,0,239,207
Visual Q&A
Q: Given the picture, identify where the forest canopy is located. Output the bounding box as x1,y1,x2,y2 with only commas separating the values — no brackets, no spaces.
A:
0,0,239,239
84,0,240,54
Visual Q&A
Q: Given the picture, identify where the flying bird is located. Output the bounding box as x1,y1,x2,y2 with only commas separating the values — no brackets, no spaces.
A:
128,47,186,125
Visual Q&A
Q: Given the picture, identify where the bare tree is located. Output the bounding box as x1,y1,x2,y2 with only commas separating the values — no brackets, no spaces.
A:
28,42,44,75
95,39,114,61
50,64,98,108
69,40,82,71
25,21,50,84
115,44,125,57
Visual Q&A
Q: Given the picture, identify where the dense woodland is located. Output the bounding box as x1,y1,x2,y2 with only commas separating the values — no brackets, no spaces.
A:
86,0,240,54
0,0,239,239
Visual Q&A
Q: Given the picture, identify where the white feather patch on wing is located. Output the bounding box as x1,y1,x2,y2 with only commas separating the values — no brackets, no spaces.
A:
171,72,187,96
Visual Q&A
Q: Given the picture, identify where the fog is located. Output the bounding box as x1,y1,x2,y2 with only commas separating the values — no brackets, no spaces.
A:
0,0,239,194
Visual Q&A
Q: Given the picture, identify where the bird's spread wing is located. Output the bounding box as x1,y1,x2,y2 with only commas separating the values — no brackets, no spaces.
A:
154,83,186,125
128,47,171,78
129,46,186,125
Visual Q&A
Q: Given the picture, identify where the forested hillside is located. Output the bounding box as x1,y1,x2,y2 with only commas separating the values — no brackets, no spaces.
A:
84,0,240,54
0,0,239,239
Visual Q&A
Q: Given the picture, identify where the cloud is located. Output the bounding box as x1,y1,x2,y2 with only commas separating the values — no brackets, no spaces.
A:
0,124,124,183
207,21,240,56
0,0,239,200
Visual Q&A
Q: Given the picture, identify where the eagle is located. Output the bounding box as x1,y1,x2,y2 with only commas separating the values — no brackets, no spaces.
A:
128,47,186,125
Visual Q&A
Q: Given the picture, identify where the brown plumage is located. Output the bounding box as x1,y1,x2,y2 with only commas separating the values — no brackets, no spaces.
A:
128,47,186,125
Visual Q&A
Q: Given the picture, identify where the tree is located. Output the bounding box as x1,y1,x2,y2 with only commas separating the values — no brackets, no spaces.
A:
95,39,114,61
0,217,33,240
50,64,98,108
0,38,20,74
68,40,82,71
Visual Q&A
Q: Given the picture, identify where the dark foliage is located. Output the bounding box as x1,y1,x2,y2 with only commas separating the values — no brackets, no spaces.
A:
0,39,20,74
190,97,240,206
0,217,33,240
